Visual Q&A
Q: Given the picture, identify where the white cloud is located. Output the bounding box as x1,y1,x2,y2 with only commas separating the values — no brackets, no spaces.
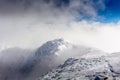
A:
0,16,120,53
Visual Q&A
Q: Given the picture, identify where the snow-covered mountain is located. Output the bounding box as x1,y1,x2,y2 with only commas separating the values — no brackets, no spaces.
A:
20,38,109,80
1,38,120,80
35,38,108,62
19,38,74,80
34,39,74,67
35,38,72,57
33,38,108,71
35,39,120,80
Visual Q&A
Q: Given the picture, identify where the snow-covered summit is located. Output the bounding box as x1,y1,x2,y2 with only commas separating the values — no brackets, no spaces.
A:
19,38,115,80
33,38,109,70
19,39,74,79
35,38,108,59
35,38,72,57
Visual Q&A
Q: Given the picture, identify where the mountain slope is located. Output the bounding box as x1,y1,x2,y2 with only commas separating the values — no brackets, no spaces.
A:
38,56,120,80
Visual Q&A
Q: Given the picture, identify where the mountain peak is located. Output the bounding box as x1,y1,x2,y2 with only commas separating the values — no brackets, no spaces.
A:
35,38,71,56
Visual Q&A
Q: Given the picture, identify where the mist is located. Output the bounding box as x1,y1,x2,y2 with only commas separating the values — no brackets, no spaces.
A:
1,16,120,52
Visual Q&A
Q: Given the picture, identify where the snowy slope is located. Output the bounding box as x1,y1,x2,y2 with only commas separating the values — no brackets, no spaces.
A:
38,56,120,80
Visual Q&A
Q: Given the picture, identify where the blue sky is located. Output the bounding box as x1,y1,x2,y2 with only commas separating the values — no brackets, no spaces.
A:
74,0,120,23
63,0,120,23
99,0,120,22
45,0,120,23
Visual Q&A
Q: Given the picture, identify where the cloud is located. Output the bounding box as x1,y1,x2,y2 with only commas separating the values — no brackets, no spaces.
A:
0,0,120,55
0,0,107,50
1,15,120,53
0,47,34,80
0,0,106,20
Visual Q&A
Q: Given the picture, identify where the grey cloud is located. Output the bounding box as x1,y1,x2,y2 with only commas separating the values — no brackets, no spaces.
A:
0,47,34,80
0,0,106,21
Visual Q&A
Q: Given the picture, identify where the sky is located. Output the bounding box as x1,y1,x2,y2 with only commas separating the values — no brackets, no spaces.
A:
0,0,120,52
